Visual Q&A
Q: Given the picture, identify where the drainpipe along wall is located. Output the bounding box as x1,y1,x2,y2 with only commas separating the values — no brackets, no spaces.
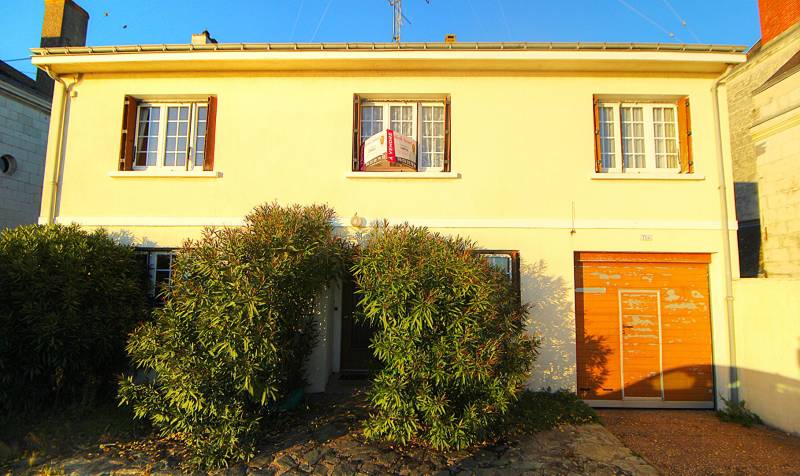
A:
39,68,81,225
711,65,739,404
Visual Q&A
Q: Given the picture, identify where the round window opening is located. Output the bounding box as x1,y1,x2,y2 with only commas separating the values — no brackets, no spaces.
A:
1,155,17,176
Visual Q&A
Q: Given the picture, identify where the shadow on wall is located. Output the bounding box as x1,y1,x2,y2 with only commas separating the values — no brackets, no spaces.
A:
521,260,576,391
106,229,159,248
736,365,800,434
734,181,761,277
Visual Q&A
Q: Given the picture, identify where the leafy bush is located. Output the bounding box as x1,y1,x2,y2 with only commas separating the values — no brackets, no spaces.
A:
0,224,148,416
118,203,349,469
502,389,598,436
717,396,762,427
354,224,538,450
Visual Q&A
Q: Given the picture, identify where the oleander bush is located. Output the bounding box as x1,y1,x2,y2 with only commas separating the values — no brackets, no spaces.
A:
0,224,148,417
354,224,538,450
118,203,350,469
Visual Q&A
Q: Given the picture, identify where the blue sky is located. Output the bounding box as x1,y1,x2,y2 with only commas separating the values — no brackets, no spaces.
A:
2,0,760,79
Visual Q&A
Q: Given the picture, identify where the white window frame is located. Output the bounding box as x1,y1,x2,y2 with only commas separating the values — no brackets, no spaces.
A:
359,100,446,172
599,102,681,175
133,102,208,172
147,250,175,298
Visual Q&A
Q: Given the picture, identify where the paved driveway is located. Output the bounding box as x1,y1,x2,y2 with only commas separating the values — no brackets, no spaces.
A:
599,409,800,476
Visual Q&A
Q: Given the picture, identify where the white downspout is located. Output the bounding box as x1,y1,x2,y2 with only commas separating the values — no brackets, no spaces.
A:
711,65,739,404
41,67,81,225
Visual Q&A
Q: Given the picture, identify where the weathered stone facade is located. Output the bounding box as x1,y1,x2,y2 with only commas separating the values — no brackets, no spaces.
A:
726,22,800,276
0,0,87,230
0,74,51,230
751,67,800,276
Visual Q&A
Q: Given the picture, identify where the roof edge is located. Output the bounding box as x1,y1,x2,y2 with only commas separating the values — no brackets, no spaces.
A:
30,41,748,56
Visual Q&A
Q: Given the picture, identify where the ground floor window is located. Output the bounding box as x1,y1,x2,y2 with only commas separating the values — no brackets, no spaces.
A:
136,249,176,300
477,250,521,299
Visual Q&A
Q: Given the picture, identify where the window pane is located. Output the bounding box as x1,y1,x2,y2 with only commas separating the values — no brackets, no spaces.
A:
135,106,160,167
165,106,190,168
156,253,172,269
194,105,208,167
652,106,679,169
621,106,646,169
389,105,414,137
598,105,616,169
420,105,445,170
360,105,384,141
484,254,512,280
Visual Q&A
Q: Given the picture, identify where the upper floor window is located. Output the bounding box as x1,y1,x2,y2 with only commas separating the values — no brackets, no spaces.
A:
119,96,217,172
593,96,692,174
352,95,451,173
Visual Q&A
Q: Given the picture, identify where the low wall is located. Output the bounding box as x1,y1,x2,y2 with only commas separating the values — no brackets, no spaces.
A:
733,278,800,434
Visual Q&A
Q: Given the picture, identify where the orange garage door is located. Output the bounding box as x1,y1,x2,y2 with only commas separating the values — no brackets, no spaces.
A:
575,252,714,408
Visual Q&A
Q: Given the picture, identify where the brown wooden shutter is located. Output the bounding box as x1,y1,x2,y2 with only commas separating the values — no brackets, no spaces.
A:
352,94,361,171
443,96,452,172
203,95,218,171
677,96,693,173
118,95,138,171
593,96,602,173
510,250,521,305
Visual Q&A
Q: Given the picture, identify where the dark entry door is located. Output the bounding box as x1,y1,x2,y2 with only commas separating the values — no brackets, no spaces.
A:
339,274,379,373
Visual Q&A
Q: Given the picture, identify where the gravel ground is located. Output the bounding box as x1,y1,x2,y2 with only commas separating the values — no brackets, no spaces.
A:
598,409,800,476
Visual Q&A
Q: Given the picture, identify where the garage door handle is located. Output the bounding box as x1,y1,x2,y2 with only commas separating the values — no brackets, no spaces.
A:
622,325,634,328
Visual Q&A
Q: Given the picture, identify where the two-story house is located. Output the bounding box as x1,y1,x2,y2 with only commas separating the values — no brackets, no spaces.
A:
31,37,745,409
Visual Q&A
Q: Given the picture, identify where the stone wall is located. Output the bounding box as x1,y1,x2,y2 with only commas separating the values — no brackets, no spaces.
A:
752,71,800,276
726,22,800,275
0,92,50,229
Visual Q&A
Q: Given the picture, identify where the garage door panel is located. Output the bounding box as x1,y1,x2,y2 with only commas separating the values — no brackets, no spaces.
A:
575,252,713,407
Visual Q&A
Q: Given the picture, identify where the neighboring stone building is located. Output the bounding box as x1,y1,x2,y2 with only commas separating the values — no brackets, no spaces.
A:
727,0,800,276
0,62,51,229
749,51,800,276
0,0,87,230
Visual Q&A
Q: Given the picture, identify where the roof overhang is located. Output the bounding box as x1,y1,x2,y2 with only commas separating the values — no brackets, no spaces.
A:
31,42,747,75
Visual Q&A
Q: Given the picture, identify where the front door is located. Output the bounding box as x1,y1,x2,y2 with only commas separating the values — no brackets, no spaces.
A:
339,274,379,373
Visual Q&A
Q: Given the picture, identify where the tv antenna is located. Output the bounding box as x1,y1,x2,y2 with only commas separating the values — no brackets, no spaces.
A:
389,0,430,43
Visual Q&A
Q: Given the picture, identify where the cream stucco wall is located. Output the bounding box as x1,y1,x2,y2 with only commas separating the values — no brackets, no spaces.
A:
41,65,740,402
733,278,800,434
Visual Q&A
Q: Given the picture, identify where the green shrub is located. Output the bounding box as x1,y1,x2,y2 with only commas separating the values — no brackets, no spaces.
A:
118,203,349,469
0,224,148,416
354,224,538,450
717,396,762,427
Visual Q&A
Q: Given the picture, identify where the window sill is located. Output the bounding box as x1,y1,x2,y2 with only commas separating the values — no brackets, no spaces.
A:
108,171,222,178
591,173,705,181
345,171,461,179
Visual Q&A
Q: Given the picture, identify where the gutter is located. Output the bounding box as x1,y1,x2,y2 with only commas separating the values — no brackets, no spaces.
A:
711,65,739,404
30,41,748,56
41,67,81,225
